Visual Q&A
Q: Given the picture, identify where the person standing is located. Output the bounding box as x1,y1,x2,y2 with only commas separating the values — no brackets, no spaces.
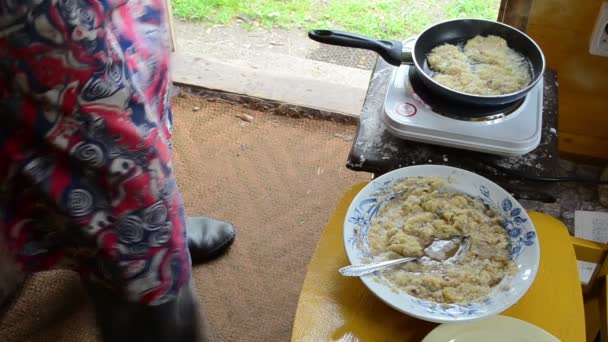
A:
0,0,234,340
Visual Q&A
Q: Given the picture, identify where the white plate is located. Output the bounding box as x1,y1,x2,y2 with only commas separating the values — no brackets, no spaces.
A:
343,165,540,323
422,315,560,341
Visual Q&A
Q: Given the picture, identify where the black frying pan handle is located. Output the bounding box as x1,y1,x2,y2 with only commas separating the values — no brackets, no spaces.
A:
308,30,403,66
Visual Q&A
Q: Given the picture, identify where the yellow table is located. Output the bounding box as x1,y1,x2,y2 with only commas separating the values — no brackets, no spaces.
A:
292,183,586,342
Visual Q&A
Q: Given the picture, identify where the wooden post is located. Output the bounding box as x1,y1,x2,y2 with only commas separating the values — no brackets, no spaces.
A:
498,0,534,32
602,278,608,342
163,0,177,51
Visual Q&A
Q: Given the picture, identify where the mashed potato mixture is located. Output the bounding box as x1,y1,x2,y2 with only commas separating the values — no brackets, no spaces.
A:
426,35,531,95
368,177,515,304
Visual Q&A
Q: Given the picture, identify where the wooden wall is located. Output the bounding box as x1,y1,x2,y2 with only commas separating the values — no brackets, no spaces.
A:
526,0,608,159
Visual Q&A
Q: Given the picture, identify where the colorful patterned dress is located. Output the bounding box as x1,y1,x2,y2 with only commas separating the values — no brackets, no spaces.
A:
0,0,190,305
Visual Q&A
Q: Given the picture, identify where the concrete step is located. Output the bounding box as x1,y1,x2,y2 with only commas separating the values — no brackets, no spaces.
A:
171,22,372,116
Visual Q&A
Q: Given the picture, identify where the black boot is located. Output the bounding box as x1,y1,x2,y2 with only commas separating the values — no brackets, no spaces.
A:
186,216,235,264
85,279,209,342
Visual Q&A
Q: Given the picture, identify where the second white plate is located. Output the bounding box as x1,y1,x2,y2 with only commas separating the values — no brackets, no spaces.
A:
422,315,560,342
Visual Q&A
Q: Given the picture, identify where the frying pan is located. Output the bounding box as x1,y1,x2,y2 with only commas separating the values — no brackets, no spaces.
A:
309,19,545,106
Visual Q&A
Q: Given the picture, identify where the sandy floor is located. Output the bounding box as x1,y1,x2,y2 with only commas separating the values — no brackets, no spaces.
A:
0,95,369,341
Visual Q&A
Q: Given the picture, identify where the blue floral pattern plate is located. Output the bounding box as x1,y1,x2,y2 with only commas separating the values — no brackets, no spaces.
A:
343,165,540,323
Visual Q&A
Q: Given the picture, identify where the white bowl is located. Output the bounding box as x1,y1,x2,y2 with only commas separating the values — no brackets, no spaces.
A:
343,165,539,323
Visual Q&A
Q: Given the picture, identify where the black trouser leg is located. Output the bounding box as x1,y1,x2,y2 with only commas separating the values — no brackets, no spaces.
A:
85,279,208,342
0,251,25,318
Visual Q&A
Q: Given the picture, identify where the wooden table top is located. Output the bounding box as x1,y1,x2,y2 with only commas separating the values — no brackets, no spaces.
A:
292,183,585,342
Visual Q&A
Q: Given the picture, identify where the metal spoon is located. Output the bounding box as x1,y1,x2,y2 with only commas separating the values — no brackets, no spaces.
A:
339,235,471,277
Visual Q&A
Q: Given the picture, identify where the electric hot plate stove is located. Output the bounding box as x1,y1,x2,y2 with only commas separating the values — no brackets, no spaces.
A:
382,65,543,157
347,53,559,202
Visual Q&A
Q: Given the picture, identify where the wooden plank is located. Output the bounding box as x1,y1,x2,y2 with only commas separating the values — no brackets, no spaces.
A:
526,0,608,158
572,236,608,292
163,0,176,51
497,0,507,22
528,25,608,73
572,236,608,265
528,0,601,33
559,98,608,139
585,289,602,342
498,0,534,31
559,132,608,160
